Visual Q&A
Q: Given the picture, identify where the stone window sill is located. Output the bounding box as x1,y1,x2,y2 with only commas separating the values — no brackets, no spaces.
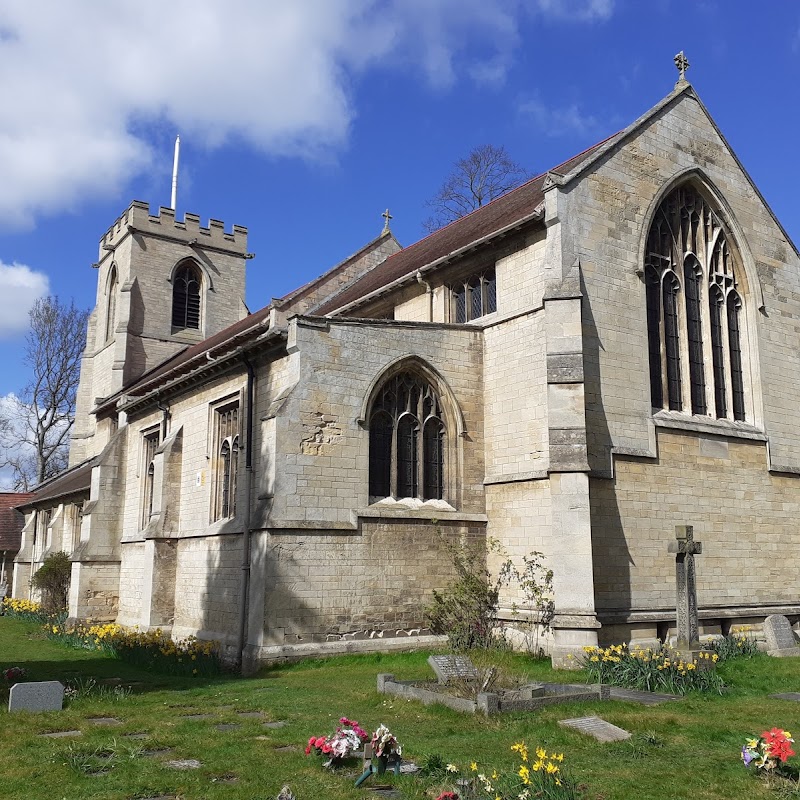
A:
653,410,767,442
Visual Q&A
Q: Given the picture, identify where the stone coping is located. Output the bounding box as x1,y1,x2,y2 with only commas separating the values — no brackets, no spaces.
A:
376,673,610,717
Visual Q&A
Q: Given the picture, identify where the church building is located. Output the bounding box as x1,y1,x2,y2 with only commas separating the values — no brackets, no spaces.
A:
13,69,800,670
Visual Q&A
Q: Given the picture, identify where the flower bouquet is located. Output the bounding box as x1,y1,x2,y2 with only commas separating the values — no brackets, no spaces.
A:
305,716,369,767
371,723,402,760
742,728,796,773
2,667,26,683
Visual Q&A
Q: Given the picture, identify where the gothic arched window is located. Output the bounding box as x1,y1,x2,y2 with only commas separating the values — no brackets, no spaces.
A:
368,372,446,501
212,403,240,521
172,261,202,331
105,265,118,342
645,184,748,421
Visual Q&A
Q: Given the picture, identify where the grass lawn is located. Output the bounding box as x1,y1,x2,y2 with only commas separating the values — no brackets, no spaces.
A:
1,615,799,799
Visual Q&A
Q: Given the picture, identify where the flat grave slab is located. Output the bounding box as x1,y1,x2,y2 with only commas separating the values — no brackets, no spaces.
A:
608,687,680,705
215,723,242,731
39,729,82,738
427,655,478,684
88,717,121,725
165,758,201,770
236,710,265,718
765,615,800,656
263,720,287,729
123,732,149,739
770,693,800,702
9,681,64,713
559,715,631,743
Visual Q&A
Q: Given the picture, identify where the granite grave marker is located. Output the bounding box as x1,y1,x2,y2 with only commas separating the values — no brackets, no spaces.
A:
8,681,64,713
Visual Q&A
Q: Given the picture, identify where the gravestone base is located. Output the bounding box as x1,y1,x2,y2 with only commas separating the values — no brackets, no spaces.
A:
768,648,800,658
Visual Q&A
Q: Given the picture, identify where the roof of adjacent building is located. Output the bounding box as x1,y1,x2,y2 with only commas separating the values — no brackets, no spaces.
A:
0,493,34,551
15,459,96,512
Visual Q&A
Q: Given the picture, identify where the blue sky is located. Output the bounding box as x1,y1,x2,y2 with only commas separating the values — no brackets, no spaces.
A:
0,1,798,399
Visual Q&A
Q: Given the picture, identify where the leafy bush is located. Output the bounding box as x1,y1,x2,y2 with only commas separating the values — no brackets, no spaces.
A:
426,536,501,651
31,551,71,614
581,643,724,695
426,534,555,654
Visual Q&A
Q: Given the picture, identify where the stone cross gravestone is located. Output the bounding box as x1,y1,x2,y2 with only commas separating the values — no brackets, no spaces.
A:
9,681,64,713
667,525,702,654
764,615,799,657
427,655,478,684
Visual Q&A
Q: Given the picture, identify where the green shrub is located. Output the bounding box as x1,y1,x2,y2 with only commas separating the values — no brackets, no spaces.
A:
31,551,71,614
426,536,500,651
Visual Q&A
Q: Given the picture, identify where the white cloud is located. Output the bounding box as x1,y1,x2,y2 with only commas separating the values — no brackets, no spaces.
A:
532,0,614,21
0,0,614,228
518,93,601,137
0,262,49,338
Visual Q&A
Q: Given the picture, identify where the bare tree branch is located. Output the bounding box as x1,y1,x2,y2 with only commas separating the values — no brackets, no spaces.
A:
0,297,89,489
422,144,529,233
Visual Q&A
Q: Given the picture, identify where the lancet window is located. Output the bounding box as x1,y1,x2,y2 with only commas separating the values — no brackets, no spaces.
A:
171,261,202,331
212,402,240,521
105,265,118,342
368,372,445,502
645,184,746,421
140,428,160,529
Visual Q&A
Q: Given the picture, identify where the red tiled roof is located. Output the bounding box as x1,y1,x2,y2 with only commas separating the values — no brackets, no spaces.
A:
0,493,33,551
312,135,618,316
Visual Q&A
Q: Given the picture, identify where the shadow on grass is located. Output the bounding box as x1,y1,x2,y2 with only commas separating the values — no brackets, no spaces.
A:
0,616,238,699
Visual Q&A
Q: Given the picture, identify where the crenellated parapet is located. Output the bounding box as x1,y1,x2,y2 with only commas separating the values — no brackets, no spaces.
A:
99,200,248,257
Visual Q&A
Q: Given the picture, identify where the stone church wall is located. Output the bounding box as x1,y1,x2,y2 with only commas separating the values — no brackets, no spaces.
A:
117,541,146,625
574,90,800,477
172,534,243,644
591,428,800,641
259,519,484,645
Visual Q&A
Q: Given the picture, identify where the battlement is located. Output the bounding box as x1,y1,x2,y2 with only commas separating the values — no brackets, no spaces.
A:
99,200,248,256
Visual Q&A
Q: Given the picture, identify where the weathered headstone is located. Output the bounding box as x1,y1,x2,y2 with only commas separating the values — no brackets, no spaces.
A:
427,654,478,684
764,615,799,657
667,525,703,656
558,715,631,743
166,758,201,769
8,681,64,713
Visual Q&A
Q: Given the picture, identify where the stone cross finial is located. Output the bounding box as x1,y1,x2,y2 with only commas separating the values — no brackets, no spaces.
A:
381,208,393,233
668,525,703,652
674,51,690,82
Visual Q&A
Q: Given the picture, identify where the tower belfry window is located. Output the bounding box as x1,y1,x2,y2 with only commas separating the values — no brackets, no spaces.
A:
172,262,201,331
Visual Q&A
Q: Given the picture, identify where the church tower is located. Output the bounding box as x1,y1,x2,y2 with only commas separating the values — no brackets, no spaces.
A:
70,202,249,465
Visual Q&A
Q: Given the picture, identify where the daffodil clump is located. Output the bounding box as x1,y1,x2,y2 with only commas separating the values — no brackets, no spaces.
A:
581,643,724,694
444,742,580,800
46,618,221,676
1,597,47,622
712,632,760,660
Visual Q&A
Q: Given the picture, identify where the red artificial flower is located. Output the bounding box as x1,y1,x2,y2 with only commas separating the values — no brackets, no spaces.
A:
315,737,326,748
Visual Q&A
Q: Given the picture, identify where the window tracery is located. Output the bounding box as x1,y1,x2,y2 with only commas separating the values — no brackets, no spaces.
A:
212,403,239,521
645,184,746,421
450,268,496,322
368,372,445,501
